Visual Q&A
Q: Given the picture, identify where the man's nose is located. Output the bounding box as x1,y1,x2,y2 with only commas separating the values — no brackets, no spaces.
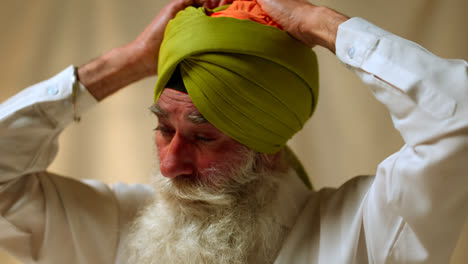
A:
160,133,195,178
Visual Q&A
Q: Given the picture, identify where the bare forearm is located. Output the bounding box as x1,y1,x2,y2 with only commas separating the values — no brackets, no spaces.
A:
77,44,153,101
76,0,218,102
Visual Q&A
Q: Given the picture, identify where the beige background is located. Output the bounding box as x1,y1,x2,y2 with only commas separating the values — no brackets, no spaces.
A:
1,0,467,263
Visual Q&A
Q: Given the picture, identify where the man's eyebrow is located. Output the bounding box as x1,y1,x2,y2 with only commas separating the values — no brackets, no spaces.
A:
149,104,168,118
150,104,207,124
187,113,208,124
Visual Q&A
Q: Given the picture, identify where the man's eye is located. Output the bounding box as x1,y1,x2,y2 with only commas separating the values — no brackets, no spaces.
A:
155,126,174,136
195,135,214,142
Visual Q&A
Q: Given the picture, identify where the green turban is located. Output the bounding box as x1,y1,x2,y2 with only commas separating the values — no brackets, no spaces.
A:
154,6,319,154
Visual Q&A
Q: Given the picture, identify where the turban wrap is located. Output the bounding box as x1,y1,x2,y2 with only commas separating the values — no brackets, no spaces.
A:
154,2,319,155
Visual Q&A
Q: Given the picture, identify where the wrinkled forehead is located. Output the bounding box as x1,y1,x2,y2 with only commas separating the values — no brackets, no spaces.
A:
156,89,198,113
155,64,209,120
153,88,208,125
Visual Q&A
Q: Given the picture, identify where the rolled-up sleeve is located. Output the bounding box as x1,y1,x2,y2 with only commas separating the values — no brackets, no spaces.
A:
0,66,96,182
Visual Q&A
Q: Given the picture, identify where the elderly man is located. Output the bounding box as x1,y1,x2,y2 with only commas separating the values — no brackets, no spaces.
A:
1,0,467,263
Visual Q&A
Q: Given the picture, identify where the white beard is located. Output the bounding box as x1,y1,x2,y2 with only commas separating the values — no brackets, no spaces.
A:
125,149,287,264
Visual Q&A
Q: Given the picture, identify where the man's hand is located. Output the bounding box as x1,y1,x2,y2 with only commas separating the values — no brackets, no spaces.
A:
257,0,349,52
79,0,228,101
131,0,231,77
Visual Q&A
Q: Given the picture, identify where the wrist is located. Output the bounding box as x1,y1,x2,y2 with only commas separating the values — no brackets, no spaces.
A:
78,45,151,101
300,5,349,53
127,40,159,78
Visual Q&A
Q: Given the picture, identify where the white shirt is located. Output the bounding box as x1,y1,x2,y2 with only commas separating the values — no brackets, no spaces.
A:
1,17,467,264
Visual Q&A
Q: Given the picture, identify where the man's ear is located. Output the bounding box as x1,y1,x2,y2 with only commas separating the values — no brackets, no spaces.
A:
255,148,289,173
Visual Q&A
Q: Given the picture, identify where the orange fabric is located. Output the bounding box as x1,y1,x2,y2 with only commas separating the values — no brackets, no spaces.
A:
211,0,284,30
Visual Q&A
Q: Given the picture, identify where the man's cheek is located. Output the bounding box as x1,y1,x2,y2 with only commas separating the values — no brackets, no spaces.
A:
196,154,222,170
155,138,167,162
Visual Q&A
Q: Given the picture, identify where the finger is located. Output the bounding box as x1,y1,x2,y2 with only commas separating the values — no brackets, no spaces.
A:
219,0,234,6
204,0,218,9
193,0,213,8
191,0,206,7
203,0,224,9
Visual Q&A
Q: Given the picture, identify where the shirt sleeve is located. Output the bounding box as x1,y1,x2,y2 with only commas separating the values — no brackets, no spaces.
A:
0,66,97,181
0,67,122,263
336,18,468,263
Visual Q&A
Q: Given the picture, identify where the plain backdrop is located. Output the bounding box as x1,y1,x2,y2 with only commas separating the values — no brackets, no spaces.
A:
1,0,467,263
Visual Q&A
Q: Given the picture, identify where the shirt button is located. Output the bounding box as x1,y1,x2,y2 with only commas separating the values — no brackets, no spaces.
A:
347,47,355,59
47,86,59,95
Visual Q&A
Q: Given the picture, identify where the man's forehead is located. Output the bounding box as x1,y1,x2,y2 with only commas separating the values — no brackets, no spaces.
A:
152,89,207,123
159,88,194,103
157,89,197,110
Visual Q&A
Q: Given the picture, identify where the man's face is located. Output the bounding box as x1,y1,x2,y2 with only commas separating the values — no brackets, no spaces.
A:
153,88,246,183
127,89,286,263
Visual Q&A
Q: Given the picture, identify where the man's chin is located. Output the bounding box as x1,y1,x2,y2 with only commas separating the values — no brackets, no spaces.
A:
125,164,285,264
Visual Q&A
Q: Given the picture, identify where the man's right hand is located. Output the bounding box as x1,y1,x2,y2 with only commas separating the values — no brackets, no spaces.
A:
257,0,349,53
130,0,232,78
79,0,229,101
